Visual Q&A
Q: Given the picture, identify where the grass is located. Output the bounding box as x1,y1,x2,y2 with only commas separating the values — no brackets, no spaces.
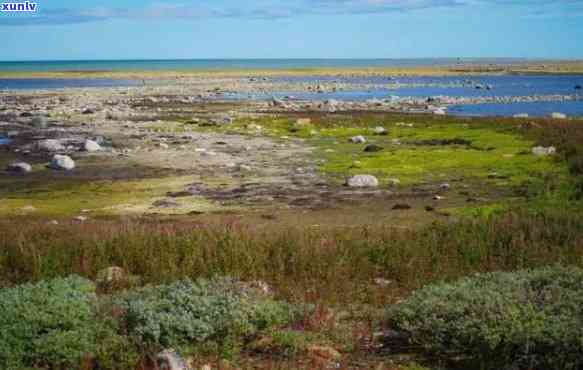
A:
1,112,583,368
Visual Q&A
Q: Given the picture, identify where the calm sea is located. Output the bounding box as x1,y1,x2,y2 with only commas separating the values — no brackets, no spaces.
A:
0,58,532,72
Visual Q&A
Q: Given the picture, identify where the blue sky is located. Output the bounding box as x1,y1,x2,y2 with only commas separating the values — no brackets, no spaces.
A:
1,0,582,60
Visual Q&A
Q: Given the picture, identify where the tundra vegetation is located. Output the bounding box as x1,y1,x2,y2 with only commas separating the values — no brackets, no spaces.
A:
1,93,583,369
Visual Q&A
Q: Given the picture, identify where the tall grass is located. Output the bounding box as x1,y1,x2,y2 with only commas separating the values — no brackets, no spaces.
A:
1,210,582,306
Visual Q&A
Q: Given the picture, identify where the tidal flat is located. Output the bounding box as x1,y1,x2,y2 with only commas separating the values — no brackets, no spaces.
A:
1,67,583,369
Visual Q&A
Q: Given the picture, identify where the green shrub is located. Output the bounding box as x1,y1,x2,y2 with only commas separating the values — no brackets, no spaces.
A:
388,266,583,370
116,277,297,353
0,276,99,369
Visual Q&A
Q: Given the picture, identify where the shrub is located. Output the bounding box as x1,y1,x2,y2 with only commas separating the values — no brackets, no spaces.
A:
0,276,99,369
116,277,298,354
388,266,583,370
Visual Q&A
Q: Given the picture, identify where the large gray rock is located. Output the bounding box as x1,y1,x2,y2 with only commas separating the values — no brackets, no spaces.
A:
6,161,32,173
31,116,48,129
156,350,190,370
83,139,102,152
37,139,65,152
346,175,379,188
49,155,75,170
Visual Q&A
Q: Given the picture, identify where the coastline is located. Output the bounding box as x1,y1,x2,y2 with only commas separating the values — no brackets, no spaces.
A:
1,61,583,79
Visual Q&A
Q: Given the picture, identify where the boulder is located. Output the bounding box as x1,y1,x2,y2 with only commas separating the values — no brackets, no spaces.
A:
346,175,379,188
364,144,384,153
373,126,388,135
31,115,48,129
83,139,102,152
6,161,32,173
49,155,75,170
532,146,556,156
37,139,65,152
156,350,190,370
349,135,367,144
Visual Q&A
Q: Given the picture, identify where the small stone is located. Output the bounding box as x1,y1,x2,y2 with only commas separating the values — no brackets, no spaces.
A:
433,195,444,200
156,350,189,370
364,144,384,153
440,183,451,191
373,126,388,135
392,203,412,210
152,199,179,208
387,178,401,187
433,108,447,115
37,139,65,152
374,278,392,287
73,216,88,222
296,118,311,126
96,266,125,285
513,113,529,118
346,175,379,188
307,345,342,363
83,139,102,152
550,112,567,119
82,108,95,115
349,135,367,144
532,146,556,156
49,155,75,170
6,161,32,173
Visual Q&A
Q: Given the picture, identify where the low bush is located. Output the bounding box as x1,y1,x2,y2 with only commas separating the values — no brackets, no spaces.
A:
116,277,298,355
388,266,583,370
0,276,100,369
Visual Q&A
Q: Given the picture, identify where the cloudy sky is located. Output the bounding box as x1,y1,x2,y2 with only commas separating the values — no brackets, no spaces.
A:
0,0,582,60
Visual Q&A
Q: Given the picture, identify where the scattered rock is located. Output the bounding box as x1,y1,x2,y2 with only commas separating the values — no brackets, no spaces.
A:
532,146,556,156
373,126,388,135
73,215,87,223
306,345,342,363
349,135,367,144
83,139,102,152
296,118,311,126
6,161,32,173
440,183,451,191
82,108,95,115
31,115,48,129
392,203,412,210
156,350,190,370
96,266,125,285
49,155,75,170
37,139,65,152
513,113,529,118
387,178,401,187
364,144,384,153
346,175,379,188
374,278,392,287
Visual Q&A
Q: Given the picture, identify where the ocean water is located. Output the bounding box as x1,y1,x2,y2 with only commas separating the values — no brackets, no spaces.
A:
449,101,583,117
0,58,531,72
0,78,140,90
0,59,581,117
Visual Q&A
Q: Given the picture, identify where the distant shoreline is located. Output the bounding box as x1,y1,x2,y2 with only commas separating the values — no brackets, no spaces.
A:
1,62,583,79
